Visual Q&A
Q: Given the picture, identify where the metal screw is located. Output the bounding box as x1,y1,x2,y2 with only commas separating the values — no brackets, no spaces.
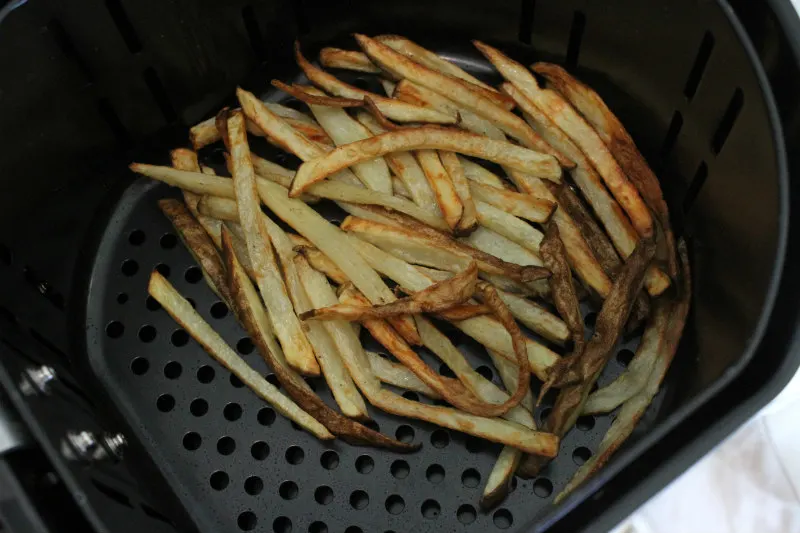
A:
19,365,57,396
61,430,127,463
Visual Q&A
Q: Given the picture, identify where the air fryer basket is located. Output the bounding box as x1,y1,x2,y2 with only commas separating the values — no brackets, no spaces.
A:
1,0,799,532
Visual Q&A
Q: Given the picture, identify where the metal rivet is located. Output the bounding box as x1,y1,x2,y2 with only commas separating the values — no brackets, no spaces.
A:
19,365,57,396
61,430,127,462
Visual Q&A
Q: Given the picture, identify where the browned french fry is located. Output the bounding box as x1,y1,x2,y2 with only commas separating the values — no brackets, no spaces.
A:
503,81,670,296
557,242,690,501
417,149,463,231
158,199,231,304
147,272,332,440
271,80,365,107
557,185,650,330
290,126,562,196
474,41,653,239
292,245,350,285
226,110,320,376
440,151,478,234
517,236,656,478
295,42,458,125
356,34,569,165
436,303,492,321
301,262,478,321
319,47,381,73
170,149,224,247
533,62,679,279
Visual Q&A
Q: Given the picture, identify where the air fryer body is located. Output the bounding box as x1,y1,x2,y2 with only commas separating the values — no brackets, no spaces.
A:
0,1,799,532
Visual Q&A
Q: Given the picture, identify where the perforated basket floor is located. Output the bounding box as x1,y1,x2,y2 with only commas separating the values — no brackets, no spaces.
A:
80,174,673,533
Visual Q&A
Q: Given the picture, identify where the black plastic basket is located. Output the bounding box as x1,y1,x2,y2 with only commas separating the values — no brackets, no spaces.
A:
2,1,800,532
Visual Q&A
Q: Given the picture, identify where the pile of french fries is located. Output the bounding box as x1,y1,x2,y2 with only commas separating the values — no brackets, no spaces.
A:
132,35,690,508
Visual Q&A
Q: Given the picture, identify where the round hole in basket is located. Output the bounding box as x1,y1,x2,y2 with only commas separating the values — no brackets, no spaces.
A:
493,509,513,529
457,504,476,524
385,494,405,515
278,480,297,500
426,464,445,484
237,511,257,531
250,441,269,460
355,455,374,474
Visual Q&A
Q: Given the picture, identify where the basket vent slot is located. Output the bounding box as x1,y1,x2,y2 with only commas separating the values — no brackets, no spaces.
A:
683,161,708,214
97,99,131,147
22,266,64,310
46,19,93,83
242,6,266,61
565,11,586,68
105,0,142,53
518,0,536,44
140,503,172,525
711,88,744,155
684,32,715,100
661,110,684,157
143,67,177,124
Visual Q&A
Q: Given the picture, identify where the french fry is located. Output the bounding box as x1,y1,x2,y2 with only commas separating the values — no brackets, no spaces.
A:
495,290,570,344
393,176,412,198
297,253,559,455
290,126,562,196
255,179,420,346
170,149,224,247
147,271,332,440
366,351,440,398
271,80,364,107
533,62,678,278
440,151,478,234
250,153,320,204
189,111,332,150
227,110,320,376
557,243,690,501
356,34,569,164
301,262,479,321
459,157,513,190
557,185,651,329
339,285,525,417
393,80,506,140
461,225,542,267
470,180,555,223
417,149,463,231
341,235,559,379
356,111,440,213
295,42,458,124
415,316,533,427
517,236,656,478
158,199,231,304
319,47,381,73
473,203,545,258
508,170,612,297
259,214,368,419
504,81,670,296
488,349,533,413
375,35,500,95
582,299,669,415
474,41,652,238
342,215,549,282
298,86,393,194
293,245,349,285
223,230,416,450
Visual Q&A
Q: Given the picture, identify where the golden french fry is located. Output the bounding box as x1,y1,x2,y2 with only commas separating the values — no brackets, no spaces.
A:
461,225,542,267
271,80,365,107
365,351,440,398
170,149,224,247
533,62,679,279
259,213,368,419
460,157,513,190
504,81,670,296
226,110,320,376
440,151,478,234
147,271,332,440
319,47,381,73
356,111,440,213
356,34,568,164
417,149,463,231
295,42,458,124
472,203,545,258
474,41,652,238
290,126,561,196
